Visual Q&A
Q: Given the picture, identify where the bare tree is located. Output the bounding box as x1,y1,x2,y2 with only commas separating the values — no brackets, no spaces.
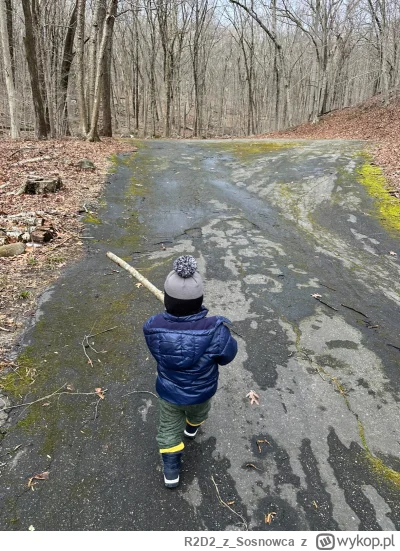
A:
59,1,79,135
101,0,114,136
76,0,88,135
87,0,118,142
0,0,19,137
21,0,48,139
367,0,390,104
0,0,398,141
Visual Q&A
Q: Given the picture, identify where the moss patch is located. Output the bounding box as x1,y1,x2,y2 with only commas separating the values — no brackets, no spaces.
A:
0,369,33,398
357,159,400,233
358,419,400,488
207,140,301,161
279,183,301,224
83,212,102,225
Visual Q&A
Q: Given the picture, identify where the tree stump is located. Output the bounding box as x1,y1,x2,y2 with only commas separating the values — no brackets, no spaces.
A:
18,176,63,195
31,228,54,243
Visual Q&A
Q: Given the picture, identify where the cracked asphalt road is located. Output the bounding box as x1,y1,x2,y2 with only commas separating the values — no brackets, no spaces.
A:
0,139,399,531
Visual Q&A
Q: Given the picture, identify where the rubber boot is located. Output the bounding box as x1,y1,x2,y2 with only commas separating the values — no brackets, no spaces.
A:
162,451,183,488
184,422,200,439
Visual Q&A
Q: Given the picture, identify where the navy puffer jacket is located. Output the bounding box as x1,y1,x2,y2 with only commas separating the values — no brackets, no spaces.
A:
143,307,238,405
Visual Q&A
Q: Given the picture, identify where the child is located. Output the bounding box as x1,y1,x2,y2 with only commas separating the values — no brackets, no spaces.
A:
143,255,238,488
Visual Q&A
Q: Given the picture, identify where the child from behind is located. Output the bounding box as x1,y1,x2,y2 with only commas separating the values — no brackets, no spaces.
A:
143,255,238,488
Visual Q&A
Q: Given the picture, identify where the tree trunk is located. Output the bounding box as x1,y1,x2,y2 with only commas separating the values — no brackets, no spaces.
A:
76,0,88,135
21,0,48,139
0,0,19,138
101,10,115,137
164,49,174,137
88,0,106,116
5,0,14,83
87,0,118,142
31,0,51,135
59,1,78,136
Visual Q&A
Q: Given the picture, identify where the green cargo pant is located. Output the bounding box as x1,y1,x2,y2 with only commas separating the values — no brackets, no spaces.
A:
157,397,212,453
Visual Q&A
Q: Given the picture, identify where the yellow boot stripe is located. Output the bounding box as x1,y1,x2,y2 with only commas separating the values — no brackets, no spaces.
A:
160,442,184,454
186,419,204,427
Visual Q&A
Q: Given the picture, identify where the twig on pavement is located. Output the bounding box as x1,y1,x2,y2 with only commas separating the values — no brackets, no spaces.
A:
82,335,94,367
211,475,248,531
0,385,109,413
314,297,338,311
87,326,118,338
341,303,368,318
122,390,159,399
94,397,102,420
318,282,337,291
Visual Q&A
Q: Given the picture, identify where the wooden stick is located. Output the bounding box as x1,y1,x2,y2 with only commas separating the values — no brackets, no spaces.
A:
211,475,248,530
106,251,165,303
11,155,52,166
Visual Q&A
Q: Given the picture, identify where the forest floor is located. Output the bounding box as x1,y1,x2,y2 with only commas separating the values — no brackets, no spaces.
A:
0,138,135,368
265,94,400,197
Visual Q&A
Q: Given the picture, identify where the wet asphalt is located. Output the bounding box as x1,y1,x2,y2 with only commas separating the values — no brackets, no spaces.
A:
0,139,399,531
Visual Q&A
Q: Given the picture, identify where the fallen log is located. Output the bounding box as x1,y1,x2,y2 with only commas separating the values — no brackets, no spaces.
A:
11,155,52,167
0,212,55,244
106,251,164,303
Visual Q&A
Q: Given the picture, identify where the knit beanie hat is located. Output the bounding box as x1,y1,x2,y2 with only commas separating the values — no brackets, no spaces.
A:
164,255,204,300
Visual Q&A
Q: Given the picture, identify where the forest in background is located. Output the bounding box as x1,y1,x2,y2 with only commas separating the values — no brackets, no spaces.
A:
0,0,399,141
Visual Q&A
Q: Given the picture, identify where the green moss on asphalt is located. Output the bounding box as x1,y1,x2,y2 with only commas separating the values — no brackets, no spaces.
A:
83,212,102,224
358,419,400,488
357,156,400,233
105,150,152,252
0,281,139,456
207,140,301,161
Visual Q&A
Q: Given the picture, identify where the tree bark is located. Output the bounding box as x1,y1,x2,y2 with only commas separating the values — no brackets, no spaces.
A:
0,0,19,138
87,0,118,142
31,0,51,135
21,0,48,139
101,5,115,137
5,0,14,83
76,0,88,135
88,0,106,116
59,1,78,136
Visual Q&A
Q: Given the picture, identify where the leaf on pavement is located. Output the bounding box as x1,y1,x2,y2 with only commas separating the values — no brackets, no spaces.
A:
246,390,259,405
256,439,271,453
246,463,262,471
95,387,105,399
265,512,276,524
34,471,49,480
27,471,50,488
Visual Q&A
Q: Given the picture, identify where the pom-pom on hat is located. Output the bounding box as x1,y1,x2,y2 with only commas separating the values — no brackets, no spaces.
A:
164,255,203,300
